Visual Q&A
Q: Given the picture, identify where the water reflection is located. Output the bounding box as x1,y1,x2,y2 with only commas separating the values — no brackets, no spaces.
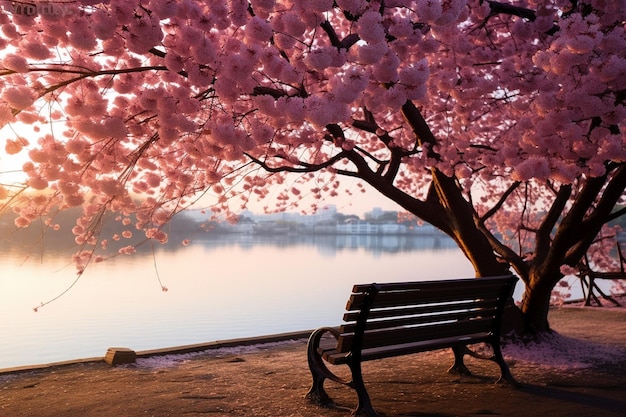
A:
187,232,458,255
0,234,471,370
1,229,458,259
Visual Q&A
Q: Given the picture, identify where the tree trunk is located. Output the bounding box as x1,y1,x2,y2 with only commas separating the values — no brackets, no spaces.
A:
518,271,554,333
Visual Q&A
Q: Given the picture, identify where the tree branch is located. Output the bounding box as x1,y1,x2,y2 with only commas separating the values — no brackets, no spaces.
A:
565,164,626,264
473,182,528,277
29,65,170,97
350,113,416,182
535,183,572,262
547,168,618,270
606,206,626,223
583,164,626,229
484,0,538,21
320,20,360,50
484,0,560,35
401,101,439,160
480,181,521,223
243,151,347,174
252,86,289,99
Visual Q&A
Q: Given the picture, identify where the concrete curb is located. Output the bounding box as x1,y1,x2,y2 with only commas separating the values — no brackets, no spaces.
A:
0,329,313,376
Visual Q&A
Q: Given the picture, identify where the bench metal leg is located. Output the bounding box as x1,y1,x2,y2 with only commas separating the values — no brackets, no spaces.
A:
305,364,331,405
449,344,518,387
306,328,382,416
305,328,335,405
305,327,353,406
349,359,381,417
448,346,472,376
491,343,518,387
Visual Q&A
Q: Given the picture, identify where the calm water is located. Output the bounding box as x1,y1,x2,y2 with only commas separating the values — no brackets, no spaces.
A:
1,233,509,370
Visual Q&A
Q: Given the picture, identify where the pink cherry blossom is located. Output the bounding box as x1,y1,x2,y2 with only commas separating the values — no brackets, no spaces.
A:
4,137,27,154
2,86,35,109
0,106,11,128
118,245,136,255
251,0,276,13
330,67,370,103
356,42,389,64
245,16,273,44
415,0,443,23
2,53,29,72
302,0,335,13
512,157,551,182
399,59,430,86
305,47,334,71
357,11,386,44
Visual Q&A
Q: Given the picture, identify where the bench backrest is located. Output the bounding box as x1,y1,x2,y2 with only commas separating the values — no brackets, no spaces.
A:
336,275,518,354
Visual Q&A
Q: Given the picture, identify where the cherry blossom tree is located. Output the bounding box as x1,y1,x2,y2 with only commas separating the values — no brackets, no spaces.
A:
0,0,624,332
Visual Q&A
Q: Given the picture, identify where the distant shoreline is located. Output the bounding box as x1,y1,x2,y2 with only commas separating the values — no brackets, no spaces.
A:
0,330,311,376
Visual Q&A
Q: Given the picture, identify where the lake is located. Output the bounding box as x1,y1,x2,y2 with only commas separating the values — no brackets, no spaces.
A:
1,233,521,370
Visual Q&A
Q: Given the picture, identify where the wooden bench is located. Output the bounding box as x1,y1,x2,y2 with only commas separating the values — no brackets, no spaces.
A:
305,275,518,417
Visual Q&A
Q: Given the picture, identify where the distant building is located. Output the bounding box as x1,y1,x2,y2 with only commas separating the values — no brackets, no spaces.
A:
181,206,443,236
367,207,385,220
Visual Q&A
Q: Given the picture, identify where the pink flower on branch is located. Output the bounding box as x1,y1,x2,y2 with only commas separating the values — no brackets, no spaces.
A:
2,86,35,110
1,54,29,73
4,137,28,154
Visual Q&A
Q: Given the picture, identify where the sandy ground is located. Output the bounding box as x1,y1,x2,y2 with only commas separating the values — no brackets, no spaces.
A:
1,305,626,417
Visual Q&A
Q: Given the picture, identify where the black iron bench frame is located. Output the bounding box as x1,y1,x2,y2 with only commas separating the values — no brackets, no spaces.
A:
305,275,518,417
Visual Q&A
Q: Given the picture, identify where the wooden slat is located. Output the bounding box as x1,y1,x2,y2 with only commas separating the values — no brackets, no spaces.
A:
350,275,514,293
347,292,486,312
342,299,499,322
347,287,502,311
337,317,495,352
346,276,515,311
325,332,493,364
339,306,498,334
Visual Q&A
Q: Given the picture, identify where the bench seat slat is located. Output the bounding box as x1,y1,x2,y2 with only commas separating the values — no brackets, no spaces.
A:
342,299,499,322
340,307,498,334
337,317,495,352
322,332,492,364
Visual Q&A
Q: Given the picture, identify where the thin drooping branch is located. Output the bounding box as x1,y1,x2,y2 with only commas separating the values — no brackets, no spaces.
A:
27,65,169,97
474,180,530,275
350,145,390,171
479,181,521,222
243,151,348,174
